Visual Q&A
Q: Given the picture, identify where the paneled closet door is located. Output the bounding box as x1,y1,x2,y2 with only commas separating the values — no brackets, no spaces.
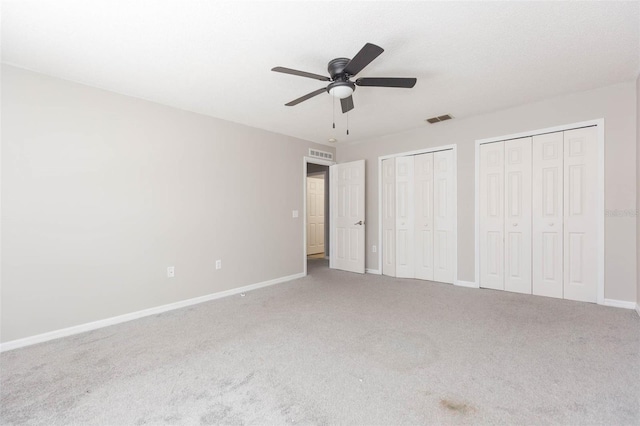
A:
532,132,564,299
395,156,414,278
381,158,396,277
479,142,505,290
414,153,434,280
433,150,454,284
504,138,532,294
563,127,598,302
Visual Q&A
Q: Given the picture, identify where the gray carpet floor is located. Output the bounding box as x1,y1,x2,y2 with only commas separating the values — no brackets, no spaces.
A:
1,259,639,425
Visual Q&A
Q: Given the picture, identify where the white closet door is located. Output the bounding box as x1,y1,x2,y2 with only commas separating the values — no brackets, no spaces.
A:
532,132,564,298
381,158,396,277
563,127,598,302
414,153,434,280
479,142,504,290
504,138,532,294
433,150,454,283
395,156,414,278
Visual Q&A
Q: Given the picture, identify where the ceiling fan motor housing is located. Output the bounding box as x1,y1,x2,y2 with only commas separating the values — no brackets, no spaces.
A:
327,58,355,98
328,57,351,79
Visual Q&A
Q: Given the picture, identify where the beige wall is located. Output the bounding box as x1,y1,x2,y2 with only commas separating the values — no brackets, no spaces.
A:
338,81,637,303
1,65,334,342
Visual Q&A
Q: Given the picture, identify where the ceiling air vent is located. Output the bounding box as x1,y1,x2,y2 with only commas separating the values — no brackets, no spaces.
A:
426,114,453,124
309,149,334,161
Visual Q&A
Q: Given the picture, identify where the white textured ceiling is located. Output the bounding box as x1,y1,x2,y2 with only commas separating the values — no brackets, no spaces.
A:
2,1,639,145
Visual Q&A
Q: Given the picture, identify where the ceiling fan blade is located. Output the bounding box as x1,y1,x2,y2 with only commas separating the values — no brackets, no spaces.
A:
272,66,330,81
343,43,384,76
355,77,417,88
285,88,327,106
340,95,354,114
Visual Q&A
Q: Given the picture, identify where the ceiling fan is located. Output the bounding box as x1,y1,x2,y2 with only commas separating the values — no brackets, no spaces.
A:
272,43,417,114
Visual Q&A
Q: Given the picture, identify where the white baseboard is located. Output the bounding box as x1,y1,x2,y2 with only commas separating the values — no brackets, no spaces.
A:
0,272,305,353
454,280,478,288
366,268,381,275
636,304,640,317
602,298,637,310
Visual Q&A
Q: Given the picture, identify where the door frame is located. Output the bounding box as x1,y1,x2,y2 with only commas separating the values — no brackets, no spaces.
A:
377,144,458,283
303,157,335,276
474,118,605,303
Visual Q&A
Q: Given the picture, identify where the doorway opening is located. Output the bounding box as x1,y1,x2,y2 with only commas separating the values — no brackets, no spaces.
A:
304,159,332,275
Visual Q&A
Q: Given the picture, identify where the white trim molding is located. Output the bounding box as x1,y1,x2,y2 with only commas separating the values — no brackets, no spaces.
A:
602,299,637,310
474,119,605,305
0,272,305,353
636,304,640,317
366,268,381,275
454,280,479,288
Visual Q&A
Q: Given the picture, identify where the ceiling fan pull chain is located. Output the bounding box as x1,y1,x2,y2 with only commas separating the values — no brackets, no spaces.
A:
347,112,349,136
332,97,335,129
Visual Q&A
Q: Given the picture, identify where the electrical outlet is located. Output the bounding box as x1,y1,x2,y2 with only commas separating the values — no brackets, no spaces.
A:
372,245,377,253
215,260,222,270
167,266,175,278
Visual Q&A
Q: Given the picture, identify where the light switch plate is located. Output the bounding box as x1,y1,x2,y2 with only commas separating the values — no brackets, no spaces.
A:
292,210,299,218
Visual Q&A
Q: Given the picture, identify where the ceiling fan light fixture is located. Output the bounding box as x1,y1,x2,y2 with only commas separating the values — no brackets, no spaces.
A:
327,81,355,99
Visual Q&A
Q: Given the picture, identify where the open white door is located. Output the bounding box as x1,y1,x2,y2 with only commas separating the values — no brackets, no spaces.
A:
330,160,365,273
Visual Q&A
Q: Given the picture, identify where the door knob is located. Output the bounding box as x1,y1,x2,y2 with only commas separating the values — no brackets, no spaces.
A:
354,220,364,225
513,223,518,227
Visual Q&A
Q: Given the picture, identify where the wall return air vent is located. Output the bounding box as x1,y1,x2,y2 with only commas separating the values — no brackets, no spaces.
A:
426,114,453,124
309,149,334,161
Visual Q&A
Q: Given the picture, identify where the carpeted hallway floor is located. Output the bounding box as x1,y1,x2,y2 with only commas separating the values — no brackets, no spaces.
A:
1,259,639,425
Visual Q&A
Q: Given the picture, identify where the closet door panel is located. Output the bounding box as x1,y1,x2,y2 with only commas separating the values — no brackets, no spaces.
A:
504,138,532,294
433,150,454,284
382,159,396,277
479,142,505,290
563,127,597,302
532,132,563,299
395,156,414,278
414,153,434,280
